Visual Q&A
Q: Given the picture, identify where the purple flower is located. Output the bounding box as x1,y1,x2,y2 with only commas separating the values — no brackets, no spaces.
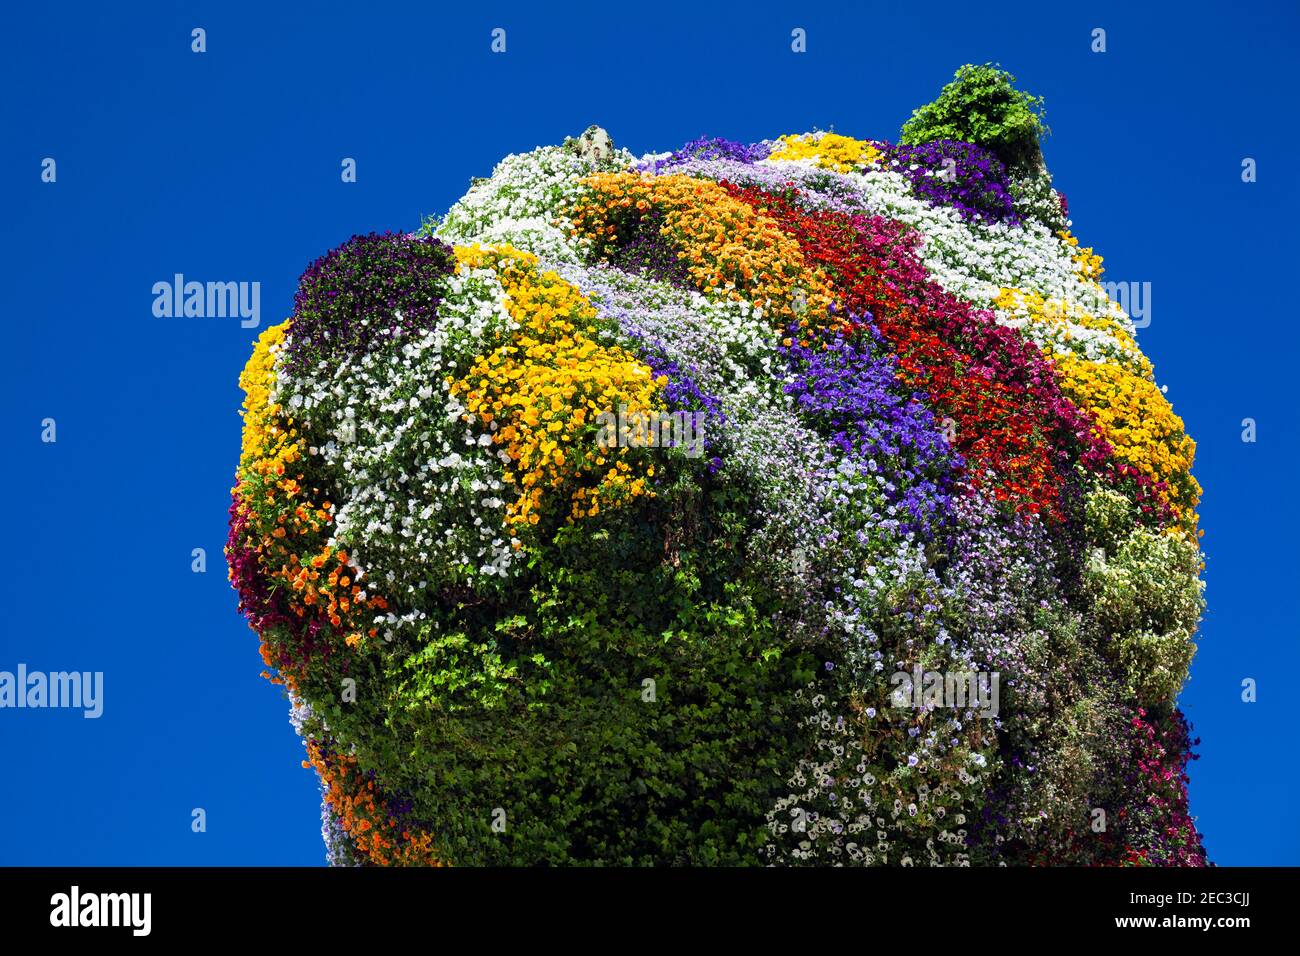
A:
778,318,961,538
639,136,772,172
627,333,727,471
600,210,694,289
883,140,1020,226
285,232,456,375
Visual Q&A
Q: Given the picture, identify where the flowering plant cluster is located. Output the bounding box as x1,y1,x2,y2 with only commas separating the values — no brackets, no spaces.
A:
883,139,1020,226
639,135,773,172
767,131,885,171
229,70,1206,867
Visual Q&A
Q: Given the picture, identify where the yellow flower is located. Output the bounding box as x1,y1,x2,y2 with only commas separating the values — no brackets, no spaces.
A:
237,321,299,471
449,245,663,529
1055,352,1200,534
767,132,883,172
1058,229,1104,282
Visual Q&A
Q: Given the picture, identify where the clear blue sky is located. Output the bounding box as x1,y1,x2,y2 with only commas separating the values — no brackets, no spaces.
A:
1,0,1296,865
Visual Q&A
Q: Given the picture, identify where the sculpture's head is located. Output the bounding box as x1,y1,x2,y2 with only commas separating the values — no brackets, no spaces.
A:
229,79,1206,867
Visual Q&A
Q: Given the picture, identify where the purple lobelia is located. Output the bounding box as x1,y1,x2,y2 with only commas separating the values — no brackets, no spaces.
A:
779,314,961,538
639,136,773,172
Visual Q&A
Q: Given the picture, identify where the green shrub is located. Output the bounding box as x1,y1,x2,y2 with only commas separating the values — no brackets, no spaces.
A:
1083,489,1204,704
901,64,1049,175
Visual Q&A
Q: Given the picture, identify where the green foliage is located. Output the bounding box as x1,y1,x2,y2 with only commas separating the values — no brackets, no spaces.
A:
1083,489,1204,704
901,63,1049,175
1084,485,1136,554
1010,167,1069,232
303,463,819,864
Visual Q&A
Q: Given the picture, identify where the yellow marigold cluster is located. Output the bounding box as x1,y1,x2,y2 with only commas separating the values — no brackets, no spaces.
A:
1059,229,1105,282
449,245,664,528
1052,352,1201,533
566,172,836,328
767,132,883,172
237,321,300,473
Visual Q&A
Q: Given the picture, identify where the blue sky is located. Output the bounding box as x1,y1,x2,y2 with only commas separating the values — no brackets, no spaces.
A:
1,0,1295,865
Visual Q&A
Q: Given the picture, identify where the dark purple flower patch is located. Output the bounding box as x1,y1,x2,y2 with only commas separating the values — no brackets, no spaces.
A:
604,211,695,289
284,232,456,374
884,140,1020,226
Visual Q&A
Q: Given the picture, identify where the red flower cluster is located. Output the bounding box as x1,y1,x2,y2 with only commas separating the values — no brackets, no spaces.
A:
724,182,1106,519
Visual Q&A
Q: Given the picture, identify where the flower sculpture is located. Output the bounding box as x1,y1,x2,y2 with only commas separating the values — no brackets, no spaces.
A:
228,66,1207,866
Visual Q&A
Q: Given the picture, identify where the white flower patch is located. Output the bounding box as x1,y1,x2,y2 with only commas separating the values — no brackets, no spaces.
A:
454,216,582,264
434,145,634,263
834,166,1091,304
275,265,523,617
548,259,785,406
